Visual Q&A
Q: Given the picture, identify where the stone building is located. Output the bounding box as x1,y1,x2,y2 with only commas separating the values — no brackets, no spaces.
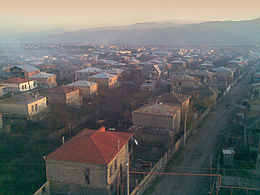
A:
75,67,103,80
132,103,181,136
45,127,134,195
88,72,118,89
30,72,57,88
0,93,47,119
148,92,191,123
67,80,98,97
40,86,82,106
0,77,37,93
10,65,40,79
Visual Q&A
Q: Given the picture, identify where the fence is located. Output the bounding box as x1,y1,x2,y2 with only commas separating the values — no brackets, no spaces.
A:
190,107,210,130
130,130,192,195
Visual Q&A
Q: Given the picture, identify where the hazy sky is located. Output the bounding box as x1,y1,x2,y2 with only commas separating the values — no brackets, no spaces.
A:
0,0,259,32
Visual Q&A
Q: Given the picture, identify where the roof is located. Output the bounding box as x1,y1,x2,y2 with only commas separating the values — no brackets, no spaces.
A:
67,80,97,87
104,68,124,75
30,72,55,79
149,92,191,106
77,67,103,73
14,65,40,72
171,75,196,81
46,127,134,165
0,93,45,104
89,72,117,79
133,103,180,116
42,85,79,94
1,77,32,84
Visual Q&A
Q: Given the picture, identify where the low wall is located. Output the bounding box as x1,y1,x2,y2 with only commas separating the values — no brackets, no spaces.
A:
190,107,210,130
130,130,192,195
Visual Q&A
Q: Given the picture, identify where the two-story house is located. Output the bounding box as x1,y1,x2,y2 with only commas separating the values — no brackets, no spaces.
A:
0,93,47,119
67,80,98,97
132,103,181,136
44,127,134,195
30,72,57,88
10,65,40,79
88,72,118,89
0,77,37,93
40,86,81,106
148,92,191,124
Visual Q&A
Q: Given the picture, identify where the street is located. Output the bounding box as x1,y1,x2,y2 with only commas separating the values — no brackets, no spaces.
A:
150,75,250,195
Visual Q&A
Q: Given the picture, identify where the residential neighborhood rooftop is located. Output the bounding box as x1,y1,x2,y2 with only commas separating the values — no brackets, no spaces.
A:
89,72,117,79
30,72,55,79
0,93,45,104
67,80,97,87
133,103,180,116
15,65,40,72
46,127,134,164
1,77,32,84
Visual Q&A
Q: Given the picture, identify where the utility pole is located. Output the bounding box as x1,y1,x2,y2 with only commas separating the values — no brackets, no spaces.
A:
126,156,130,195
256,136,260,170
209,155,212,193
184,112,187,146
244,115,247,146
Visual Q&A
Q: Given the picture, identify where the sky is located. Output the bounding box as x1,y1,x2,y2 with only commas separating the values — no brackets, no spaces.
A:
0,0,259,33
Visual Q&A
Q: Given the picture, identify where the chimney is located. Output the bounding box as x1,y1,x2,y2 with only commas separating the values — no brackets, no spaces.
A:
98,126,106,132
117,140,120,150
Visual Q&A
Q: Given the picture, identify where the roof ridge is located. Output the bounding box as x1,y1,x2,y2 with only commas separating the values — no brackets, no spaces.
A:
88,135,107,164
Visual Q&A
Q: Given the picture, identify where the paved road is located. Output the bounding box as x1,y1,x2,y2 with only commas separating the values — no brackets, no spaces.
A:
150,76,250,195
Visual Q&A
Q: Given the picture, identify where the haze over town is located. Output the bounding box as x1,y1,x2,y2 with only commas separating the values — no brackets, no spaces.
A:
0,0,260,195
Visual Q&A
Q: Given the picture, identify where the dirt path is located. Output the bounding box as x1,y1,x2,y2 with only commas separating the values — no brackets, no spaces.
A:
150,77,250,195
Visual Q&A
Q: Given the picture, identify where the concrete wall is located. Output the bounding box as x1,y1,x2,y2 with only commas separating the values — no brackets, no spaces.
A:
171,79,194,88
65,90,81,105
0,103,27,115
34,76,57,88
133,112,174,130
89,76,117,89
71,84,98,97
18,80,36,92
27,97,47,116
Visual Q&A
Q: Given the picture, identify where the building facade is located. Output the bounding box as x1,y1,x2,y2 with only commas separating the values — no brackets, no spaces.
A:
44,127,134,195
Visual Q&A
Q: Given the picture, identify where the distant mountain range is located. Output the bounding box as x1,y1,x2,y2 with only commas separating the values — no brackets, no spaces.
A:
1,18,259,45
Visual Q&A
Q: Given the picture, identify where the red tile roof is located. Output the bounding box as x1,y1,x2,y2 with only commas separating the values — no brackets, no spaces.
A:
46,127,134,165
1,77,32,84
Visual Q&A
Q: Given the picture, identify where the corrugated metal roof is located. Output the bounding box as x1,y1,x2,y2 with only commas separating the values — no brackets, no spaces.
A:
67,80,97,87
15,65,40,72
89,72,117,79
133,103,180,116
30,72,55,79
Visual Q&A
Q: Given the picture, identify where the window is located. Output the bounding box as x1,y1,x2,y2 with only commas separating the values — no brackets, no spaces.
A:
178,81,182,86
109,165,113,177
84,168,90,184
35,104,38,110
114,159,117,171
31,105,34,111
22,85,24,90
